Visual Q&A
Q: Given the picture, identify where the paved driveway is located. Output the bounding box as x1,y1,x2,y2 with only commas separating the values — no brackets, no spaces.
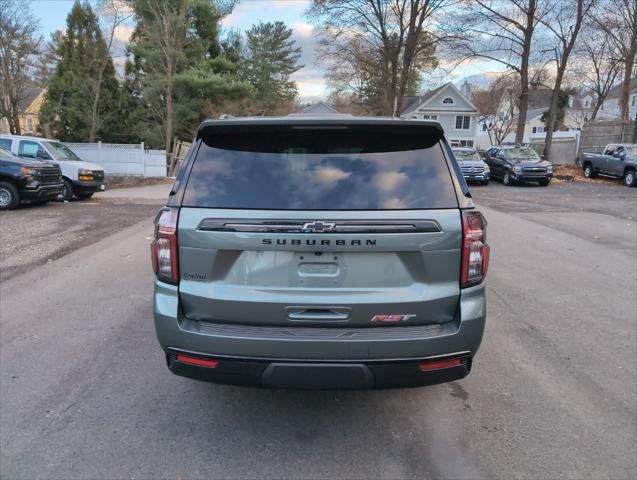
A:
1,182,635,479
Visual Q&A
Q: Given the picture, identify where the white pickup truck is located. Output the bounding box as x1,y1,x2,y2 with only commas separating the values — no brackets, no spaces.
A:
581,143,637,187
0,134,107,200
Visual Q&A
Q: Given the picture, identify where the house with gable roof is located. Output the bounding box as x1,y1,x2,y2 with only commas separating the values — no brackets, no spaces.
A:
400,82,480,148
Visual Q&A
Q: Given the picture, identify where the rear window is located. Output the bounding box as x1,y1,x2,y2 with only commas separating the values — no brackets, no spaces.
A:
182,126,458,210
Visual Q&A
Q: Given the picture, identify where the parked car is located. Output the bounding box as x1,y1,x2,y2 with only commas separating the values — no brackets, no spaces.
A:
581,143,637,187
452,147,490,185
0,135,106,200
151,116,489,389
484,145,553,186
0,145,63,210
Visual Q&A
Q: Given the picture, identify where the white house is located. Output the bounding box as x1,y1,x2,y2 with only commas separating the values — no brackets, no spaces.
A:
400,82,480,148
597,78,637,120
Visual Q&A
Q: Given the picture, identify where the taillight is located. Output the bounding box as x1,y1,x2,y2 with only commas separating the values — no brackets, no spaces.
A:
151,207,179,284
460,210,489,288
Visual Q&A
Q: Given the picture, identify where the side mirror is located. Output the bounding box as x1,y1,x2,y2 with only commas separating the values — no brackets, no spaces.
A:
36,149,50,160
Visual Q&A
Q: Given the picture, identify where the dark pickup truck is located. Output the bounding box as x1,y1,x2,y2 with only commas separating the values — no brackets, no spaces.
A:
0,145,64,210
581,144,637,187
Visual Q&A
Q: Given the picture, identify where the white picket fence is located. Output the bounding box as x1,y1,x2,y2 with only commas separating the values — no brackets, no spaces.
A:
62,142,167,177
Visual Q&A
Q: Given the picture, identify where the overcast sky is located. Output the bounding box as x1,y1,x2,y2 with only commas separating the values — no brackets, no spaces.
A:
32,0,502,101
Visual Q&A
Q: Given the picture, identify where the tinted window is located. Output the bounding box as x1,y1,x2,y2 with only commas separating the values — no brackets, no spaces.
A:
183,129,458,210
0,138,11,150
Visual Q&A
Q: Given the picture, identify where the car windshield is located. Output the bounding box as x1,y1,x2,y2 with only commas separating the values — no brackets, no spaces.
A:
453,150,481,161
43,141,81,161
504,148,541,162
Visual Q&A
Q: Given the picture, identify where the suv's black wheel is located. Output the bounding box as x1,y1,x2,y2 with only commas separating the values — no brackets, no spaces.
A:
624,169,636,187
583,163,595,178
76,192,94,199
538,178,551,187
0,181,20,210
60,178,74,201
503,171,514,186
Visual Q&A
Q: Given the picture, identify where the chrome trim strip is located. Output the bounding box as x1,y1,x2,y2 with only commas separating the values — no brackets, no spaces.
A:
198,218,441,234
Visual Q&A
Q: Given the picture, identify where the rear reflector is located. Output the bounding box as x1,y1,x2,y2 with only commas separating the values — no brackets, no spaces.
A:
176,355,219,368
418,358,462,371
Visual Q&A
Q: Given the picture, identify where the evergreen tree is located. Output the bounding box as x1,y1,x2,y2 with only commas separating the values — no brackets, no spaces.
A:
39,1,122,142
127,0,251,170
242,21,302,114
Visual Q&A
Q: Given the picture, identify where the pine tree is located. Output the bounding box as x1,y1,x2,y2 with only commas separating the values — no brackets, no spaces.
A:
126,0,252,169
242,21,303,115
39,1,121,142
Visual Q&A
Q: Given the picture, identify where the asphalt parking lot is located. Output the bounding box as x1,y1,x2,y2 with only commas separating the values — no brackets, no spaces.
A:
1,180,636,479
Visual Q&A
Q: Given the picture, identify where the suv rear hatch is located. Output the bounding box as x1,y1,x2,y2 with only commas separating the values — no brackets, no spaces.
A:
174,120,464,328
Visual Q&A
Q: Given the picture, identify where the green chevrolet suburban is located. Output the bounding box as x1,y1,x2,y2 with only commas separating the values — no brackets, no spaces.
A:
152,116,489,389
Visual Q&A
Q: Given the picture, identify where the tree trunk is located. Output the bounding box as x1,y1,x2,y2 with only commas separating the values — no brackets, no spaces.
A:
515,81,529,144
515,0,536,144
89,68,104,143
590,97,603,121
619,5,637,121
165,80,173,174
619,52,636,121
543,73,563,161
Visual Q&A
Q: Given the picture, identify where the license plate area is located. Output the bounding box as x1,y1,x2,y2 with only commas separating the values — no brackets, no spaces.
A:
295,252,344,287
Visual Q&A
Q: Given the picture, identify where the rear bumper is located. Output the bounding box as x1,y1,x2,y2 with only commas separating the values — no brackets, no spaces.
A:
166,349,472,389
20,183,64,201
154,281,486,389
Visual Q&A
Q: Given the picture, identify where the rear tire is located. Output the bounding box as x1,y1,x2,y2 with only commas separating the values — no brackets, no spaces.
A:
76,192,94,199
624,169,636,187
583,163,595,178
0,181,20,210
538,178,551,187
60,178,74,201
503,171,514,186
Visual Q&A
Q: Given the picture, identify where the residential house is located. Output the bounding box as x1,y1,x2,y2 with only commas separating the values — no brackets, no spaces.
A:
490,88,592,144
0,87,46,135
294,101,340,115
400,82,480,148
597,78,637,120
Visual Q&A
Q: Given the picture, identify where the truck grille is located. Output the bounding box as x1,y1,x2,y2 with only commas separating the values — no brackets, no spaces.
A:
522,167,546,173
461,165,484,174
92,170,104,181
35,168,63,185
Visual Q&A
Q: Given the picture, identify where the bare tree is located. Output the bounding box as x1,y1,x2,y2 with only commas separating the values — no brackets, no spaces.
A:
454,0,550,143
539,0,595,161
88,0,132,142
572,19,622,120
472,75,518,145
594,0,637,121
307,0,453,116
0,0,41,135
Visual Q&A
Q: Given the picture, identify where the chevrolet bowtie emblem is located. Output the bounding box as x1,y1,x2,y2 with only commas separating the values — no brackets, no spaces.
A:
301,221,336,233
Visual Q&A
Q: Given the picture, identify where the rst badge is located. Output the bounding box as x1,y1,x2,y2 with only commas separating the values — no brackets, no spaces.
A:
371,314,416,323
